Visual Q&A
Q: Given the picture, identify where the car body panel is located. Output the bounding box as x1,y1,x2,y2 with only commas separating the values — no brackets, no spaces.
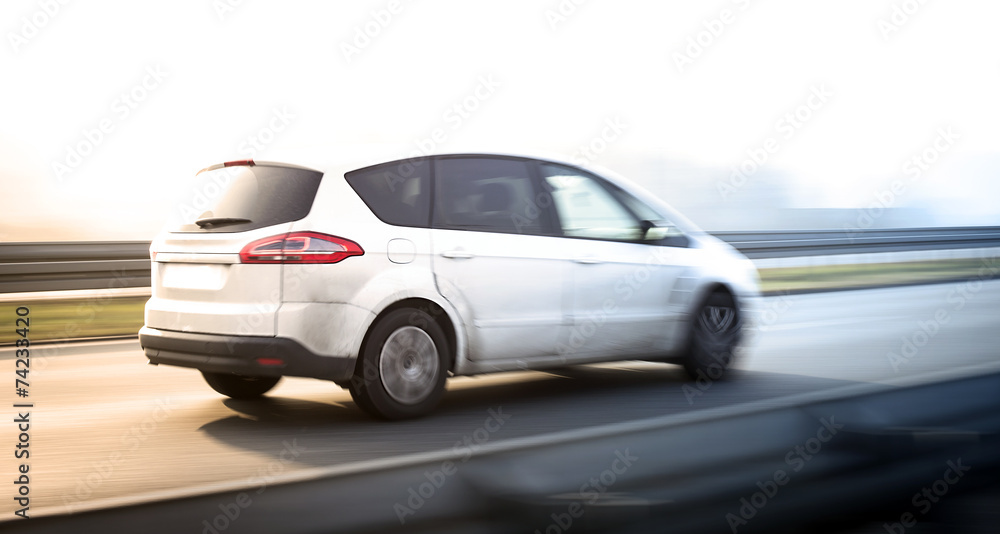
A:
561,238,684,357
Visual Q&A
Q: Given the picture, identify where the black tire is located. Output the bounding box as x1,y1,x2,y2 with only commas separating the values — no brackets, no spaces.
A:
351,308,449,420
682,291,742,381
348,374,376,415
201,371,281,399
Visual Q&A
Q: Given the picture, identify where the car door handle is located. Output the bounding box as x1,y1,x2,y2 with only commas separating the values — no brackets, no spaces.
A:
441,250,474,259
574,257,601,264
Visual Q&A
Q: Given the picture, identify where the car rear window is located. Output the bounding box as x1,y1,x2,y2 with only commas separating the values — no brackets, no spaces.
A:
170,165,323,233
345,158,431,227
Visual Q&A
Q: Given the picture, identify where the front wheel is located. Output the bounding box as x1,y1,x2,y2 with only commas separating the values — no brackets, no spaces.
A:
350,309,449,420
682,291,742,380
201,371,281,399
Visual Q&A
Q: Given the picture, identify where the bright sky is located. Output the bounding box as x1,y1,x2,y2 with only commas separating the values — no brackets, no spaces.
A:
2,0,999,241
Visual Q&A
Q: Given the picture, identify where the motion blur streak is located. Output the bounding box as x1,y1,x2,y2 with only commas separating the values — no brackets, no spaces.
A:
0,281,997,532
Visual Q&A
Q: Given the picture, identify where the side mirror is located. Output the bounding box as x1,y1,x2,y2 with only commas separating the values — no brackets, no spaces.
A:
641,220,688,246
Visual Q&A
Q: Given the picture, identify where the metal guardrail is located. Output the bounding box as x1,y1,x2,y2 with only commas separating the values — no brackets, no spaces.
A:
2,227,1000,293
0,241,150,293
714,226,1000,259
7,367,999,533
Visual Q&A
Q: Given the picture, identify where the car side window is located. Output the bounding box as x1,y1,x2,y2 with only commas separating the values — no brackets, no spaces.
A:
345,158,431,227
433,157,553,235
539,163,645,242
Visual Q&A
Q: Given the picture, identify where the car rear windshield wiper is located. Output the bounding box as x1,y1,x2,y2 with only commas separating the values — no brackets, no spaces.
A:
195,217,252,229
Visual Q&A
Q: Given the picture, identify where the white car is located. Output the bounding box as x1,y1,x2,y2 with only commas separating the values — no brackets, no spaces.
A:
139,153,759,419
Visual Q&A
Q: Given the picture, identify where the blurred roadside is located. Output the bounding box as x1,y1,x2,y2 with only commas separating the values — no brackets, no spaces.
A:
0,289,147,344
2,254,997,344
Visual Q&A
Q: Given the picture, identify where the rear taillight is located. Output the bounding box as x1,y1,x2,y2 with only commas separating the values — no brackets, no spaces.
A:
239,232,364,264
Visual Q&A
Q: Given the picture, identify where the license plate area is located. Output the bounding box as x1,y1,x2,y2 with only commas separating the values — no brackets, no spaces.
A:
160,263,228,290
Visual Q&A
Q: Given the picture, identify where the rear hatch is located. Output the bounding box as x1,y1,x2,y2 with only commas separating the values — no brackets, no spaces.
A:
145,161,323,336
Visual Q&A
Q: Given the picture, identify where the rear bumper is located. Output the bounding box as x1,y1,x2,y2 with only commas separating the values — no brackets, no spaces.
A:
138,326,356,383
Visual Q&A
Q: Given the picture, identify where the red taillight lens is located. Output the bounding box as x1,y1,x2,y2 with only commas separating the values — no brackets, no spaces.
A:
239,232,364,264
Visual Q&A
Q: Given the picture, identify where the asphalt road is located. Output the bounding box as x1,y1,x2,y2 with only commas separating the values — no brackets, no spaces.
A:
3,279,999,518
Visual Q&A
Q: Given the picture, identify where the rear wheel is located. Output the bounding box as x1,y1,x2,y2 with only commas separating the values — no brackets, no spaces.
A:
201,371,281,399
347,374,376,414
351,309,448,420
683,291,741,380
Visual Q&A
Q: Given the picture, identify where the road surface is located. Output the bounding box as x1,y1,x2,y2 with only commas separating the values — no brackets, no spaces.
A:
2,279,999,518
